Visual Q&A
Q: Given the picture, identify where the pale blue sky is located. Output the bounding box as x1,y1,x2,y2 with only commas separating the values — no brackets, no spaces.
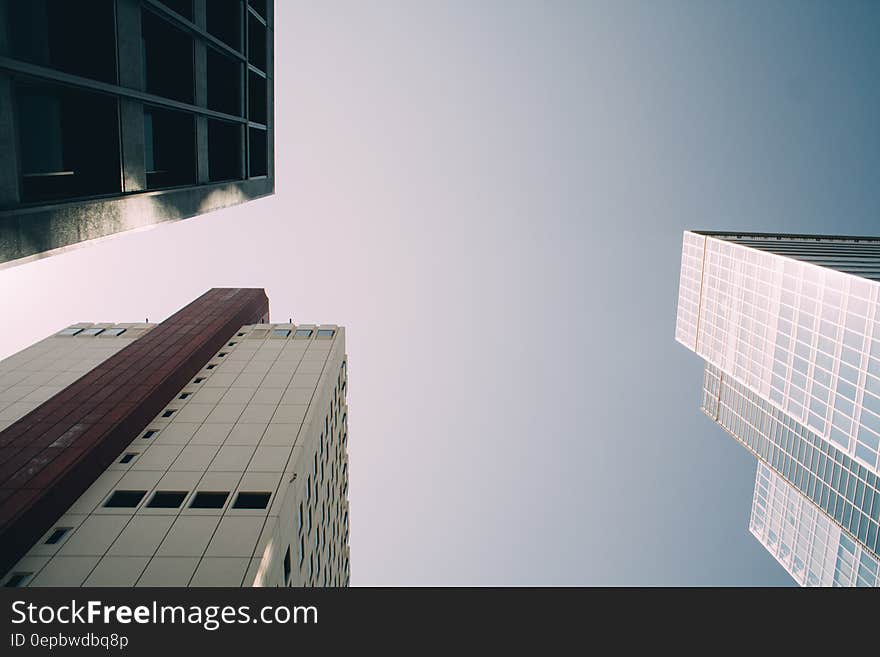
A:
3,1,880,584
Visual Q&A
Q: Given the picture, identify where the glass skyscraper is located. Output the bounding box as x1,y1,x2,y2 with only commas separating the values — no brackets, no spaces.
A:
676,231,880,586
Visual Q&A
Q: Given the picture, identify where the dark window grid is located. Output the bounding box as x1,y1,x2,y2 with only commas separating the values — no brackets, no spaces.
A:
14,80,123,203
245,7,267,72
247,126,268,177
144,0,246,62
143,105,197,189
3,57,250,126
207,118,244,182
142,7,196,104
242,11,269,177
207,45,244,116
205,0,245,52
8,0,119,84
8,72,255,200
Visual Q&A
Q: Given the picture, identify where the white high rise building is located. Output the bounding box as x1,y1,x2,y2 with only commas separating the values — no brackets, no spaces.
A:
0,288,350,587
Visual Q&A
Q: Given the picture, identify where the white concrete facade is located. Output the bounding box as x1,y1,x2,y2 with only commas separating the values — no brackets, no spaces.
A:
2,322,349,587
0,324,154,433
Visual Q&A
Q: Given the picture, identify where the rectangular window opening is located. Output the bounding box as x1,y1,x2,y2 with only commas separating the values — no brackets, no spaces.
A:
16,82,121,202
144,106,196,189
9,0,117,83
232,491,271,509
248,127,268,177
208,119,243,182
146,491,188,508
142,9,194,103
4,572,33,588
189,491,230,509
248,70,267,124
104,490,147,508
247,11,267,72
44,527,72,545
207,0,242,51
207,46,243,115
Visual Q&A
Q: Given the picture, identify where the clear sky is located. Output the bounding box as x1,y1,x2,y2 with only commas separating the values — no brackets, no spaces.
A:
2,0,880,585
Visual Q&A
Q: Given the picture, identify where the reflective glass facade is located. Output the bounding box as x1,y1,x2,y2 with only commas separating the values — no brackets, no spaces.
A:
751,463,880,587
676,231,880,586
702,364,880,556
677,231,880,472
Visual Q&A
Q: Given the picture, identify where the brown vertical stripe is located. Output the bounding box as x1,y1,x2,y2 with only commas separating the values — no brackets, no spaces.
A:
0,288,269,576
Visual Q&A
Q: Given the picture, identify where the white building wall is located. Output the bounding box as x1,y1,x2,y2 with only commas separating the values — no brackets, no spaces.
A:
0,324,153,432
4,322,349,587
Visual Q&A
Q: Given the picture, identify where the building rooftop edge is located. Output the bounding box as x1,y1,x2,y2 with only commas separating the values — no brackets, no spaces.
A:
690,230,880,242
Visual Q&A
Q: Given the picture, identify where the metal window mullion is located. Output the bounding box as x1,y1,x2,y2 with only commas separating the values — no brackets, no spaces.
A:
854,282,880,468
781,263,802,418
842,277,863,459
243,0,249,179
247,4,267,27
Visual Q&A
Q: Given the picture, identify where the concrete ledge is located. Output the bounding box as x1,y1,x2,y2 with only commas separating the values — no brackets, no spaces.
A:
0,177,274,268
